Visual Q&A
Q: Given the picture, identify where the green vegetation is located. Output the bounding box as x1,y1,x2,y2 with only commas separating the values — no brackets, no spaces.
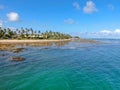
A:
0,27,72,39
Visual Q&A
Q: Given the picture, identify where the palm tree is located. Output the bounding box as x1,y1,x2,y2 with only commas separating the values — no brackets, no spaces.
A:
0,27,72,40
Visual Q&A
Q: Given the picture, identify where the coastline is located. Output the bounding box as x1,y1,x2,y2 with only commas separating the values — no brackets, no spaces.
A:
0,39,71,44
0,38,101,52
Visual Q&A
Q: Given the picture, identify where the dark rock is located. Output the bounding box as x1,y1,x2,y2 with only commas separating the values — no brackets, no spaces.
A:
11,48,25,53
0,54,6,56
44,47,49,49
10,56,25,61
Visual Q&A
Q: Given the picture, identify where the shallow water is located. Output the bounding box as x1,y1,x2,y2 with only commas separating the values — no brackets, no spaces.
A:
0,40,120,90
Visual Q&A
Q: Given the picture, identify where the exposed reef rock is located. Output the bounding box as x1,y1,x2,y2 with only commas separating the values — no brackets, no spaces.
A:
10,48,25,53
10,56,25,61
0,54,6,56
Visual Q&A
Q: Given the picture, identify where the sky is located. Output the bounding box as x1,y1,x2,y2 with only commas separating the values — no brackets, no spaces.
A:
0,0,120,38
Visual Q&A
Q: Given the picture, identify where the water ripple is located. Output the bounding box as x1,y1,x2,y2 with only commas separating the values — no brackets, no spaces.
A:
1,40,120,90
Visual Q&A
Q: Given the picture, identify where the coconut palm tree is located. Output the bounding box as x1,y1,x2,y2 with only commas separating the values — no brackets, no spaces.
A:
0,27,72,39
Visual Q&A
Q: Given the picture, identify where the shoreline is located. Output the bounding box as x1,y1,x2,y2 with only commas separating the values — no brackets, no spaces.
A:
0,39,101,51
0,39,71,44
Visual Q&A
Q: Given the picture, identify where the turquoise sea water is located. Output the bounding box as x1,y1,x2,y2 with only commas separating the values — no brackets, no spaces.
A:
0,39,120,90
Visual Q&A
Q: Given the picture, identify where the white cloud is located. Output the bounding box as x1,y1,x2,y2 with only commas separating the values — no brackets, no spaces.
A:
83,1,98,14
73,2,80,10
95,29,120,38
0,20,2,27
0,5,4,10
77,29,120,39
108,4,114,10
7,12,19,22
114,29,120,33
64,18,75,24
100,30,112,34
100,29,120,34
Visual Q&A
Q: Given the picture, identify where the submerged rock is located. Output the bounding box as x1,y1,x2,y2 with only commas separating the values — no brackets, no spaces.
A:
0,44,15,51
0,54,6,56
43,47,49,49
11,48,25,53
10,56,25,61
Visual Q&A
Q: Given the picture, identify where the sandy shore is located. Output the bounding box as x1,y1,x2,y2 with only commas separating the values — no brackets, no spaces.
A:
0,39,71,44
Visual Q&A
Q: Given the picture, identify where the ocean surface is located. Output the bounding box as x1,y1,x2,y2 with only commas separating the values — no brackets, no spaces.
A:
0,39,120,90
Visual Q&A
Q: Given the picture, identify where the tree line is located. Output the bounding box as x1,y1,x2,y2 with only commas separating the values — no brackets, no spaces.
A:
0,27,72,39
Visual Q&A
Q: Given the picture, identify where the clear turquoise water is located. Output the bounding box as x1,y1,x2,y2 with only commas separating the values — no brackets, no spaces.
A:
0,40,120,90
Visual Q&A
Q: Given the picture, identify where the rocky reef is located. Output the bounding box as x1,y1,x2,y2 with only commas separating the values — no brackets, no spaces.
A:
9,56,25,61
